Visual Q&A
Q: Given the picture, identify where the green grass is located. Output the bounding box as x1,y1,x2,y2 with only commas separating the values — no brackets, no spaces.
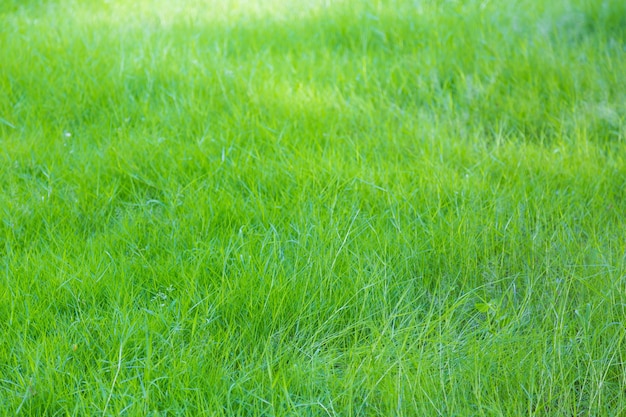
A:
1,0,625,415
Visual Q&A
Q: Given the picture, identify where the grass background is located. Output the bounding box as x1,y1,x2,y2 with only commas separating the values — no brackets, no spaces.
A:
1,0,625,415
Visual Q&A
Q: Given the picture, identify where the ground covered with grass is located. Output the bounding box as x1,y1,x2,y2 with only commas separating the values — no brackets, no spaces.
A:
1,0,626,415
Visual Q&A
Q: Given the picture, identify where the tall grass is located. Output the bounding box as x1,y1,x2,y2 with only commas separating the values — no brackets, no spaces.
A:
1,0,625,415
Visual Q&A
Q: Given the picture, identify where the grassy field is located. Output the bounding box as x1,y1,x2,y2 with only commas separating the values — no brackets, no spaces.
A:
1,0,625,415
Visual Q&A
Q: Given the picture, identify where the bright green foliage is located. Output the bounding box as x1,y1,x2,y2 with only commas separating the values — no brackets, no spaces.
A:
1,0,625,415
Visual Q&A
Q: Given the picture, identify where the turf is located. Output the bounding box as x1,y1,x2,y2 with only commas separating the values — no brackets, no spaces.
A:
1,0,625,415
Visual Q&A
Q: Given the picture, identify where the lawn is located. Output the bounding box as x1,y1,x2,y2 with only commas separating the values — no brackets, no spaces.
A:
1,0,625,415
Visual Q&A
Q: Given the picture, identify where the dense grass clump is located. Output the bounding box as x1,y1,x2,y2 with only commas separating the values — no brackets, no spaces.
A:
1,0,625,415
